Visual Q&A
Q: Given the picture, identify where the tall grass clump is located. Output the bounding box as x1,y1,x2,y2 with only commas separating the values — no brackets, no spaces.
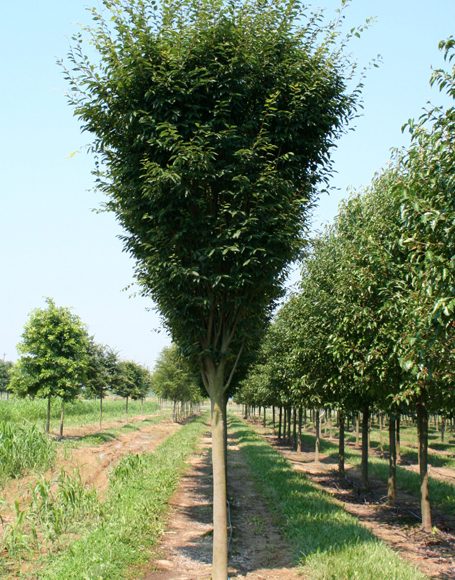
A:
232,417,425,580
1,470,102,577
0,422,55,484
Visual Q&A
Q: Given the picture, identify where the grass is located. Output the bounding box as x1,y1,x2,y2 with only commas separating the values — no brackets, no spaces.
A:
1,470,103,574
231,416,425,580
0,422,56,485
297,431,455,518
347,427,455,470
40,414,208,579
0,398,160,430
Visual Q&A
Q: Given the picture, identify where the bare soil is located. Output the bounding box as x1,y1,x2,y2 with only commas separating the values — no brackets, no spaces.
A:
142,430,302,579
252,420,455,580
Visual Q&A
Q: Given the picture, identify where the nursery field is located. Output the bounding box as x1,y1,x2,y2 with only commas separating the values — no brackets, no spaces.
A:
2,398,454,579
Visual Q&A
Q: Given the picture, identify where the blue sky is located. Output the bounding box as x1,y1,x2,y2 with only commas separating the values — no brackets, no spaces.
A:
1,1,454,366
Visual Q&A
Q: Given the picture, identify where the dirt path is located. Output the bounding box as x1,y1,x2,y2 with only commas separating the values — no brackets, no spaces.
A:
0,415,181,535
251,422,455,579
142,430,301,579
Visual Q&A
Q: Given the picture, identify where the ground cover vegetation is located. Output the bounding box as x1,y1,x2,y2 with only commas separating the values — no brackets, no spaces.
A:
232,416,425,579
0,418,206,578
0,397,159,428
237,40,454,533
64,0,363,574
0,422,56,486
263,411,455,517
0,415,208,579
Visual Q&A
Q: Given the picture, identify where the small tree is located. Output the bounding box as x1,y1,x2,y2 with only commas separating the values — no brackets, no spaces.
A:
65,1,360,573
85,341,119,427
0,360,13,399
111,359,152,415
10,298,89,436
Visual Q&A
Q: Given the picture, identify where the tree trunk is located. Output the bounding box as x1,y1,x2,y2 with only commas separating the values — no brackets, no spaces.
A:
388,412,397,505
417,399,432,532
355,412,360,448
361,404,370,490
59,400,65,438
287,406,291,444
396,414,401,463
278,406,282,440
46,395,51,434
263,406,267,428
338,409,345,477
272,406,275,429
441,416,446,443
315,409,320,463
100,395,103,429
210,389,228,580
297,406,303,453
222,393,228,491
292,406,297,450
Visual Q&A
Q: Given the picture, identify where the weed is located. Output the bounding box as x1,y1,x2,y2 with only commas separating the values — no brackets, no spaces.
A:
0,422,55,485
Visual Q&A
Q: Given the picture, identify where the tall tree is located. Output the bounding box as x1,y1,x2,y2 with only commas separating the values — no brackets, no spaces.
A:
392,39,455,530
10,298,89,435
65,0,360,573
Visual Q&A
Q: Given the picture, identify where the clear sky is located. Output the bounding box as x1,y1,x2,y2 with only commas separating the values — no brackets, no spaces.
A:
1,1,454,367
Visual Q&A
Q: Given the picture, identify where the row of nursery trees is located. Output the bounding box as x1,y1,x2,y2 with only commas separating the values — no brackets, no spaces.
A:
237,41,454,533
1,299,153,435
151,345,205,421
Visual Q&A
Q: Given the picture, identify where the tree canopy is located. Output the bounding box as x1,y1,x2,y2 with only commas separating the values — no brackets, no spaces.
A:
10,298,90,433
65,0,361,574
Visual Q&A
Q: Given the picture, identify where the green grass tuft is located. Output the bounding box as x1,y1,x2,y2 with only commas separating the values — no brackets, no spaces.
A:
0,422,55,485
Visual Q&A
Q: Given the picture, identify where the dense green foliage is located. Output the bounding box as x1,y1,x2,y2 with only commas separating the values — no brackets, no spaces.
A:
0,360,13,396
65,0,359,389
238,39,454,529
10,299,89,410
112,360,153,403
151,345,203,405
